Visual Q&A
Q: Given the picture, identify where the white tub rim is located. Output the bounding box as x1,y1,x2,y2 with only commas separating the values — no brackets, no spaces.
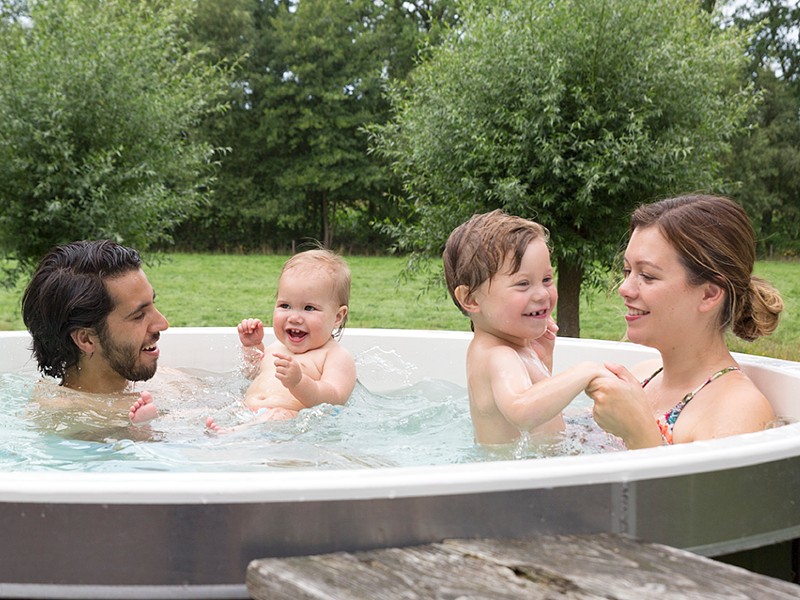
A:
0,327,799,505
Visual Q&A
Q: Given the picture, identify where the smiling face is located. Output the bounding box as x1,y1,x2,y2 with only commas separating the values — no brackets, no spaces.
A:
272,267,347,354
619,226,708,349
470,238,558,344
95,269,169,384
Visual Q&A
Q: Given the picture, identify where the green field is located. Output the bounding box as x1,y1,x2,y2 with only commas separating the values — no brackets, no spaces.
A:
0,254,796,360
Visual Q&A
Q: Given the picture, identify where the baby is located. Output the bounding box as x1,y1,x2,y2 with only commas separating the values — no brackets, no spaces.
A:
207,249,356,430
443,210,609,445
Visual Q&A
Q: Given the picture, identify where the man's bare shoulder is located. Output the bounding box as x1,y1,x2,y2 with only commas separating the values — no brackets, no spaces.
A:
30,381,78,410
31,380,136,408
28,381,158,442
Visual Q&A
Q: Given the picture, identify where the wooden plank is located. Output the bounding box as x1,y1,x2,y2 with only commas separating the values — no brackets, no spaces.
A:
248,534,800,600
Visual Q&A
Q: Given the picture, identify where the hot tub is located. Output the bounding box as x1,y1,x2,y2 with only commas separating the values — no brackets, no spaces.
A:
1,328,799,599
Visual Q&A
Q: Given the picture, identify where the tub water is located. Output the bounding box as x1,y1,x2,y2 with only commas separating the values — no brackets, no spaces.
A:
1,328,799,599
0,348,619,472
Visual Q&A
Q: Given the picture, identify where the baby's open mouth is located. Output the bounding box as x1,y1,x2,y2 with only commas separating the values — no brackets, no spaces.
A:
287,329,307,342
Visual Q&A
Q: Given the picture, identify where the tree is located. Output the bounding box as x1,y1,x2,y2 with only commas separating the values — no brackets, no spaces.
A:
729,0,800,91
252,0,432,248
723,70,800,256
0,0,229,280
176,0,269,251
178,0,459,252
372,0,757,336
721,0,800,256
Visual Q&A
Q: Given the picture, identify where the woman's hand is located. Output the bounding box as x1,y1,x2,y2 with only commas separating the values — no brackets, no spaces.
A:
587,363,663,449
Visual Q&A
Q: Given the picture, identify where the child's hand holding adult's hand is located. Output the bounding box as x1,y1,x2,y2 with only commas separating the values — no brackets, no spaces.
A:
588,363,662,449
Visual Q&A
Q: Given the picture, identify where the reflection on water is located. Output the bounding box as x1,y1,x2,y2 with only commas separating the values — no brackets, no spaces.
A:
0,348,625,472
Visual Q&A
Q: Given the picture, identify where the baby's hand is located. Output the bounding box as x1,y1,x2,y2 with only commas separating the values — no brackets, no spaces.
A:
273,352,302,388
238,318,264,347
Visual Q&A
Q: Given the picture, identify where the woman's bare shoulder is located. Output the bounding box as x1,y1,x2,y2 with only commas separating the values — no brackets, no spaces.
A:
683,371,775,441
628,358,663,382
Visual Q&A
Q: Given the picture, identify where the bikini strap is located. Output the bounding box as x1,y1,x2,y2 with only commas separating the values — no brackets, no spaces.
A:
682,366,741,405
641,367,663,388
657,366,741,445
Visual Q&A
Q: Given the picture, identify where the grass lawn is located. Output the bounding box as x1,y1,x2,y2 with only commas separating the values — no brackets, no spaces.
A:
0,253,796,360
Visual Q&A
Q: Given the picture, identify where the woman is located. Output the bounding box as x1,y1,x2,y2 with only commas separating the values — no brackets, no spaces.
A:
588,194,784,449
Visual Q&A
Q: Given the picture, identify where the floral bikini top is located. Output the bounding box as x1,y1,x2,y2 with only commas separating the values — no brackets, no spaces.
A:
642,366,741,445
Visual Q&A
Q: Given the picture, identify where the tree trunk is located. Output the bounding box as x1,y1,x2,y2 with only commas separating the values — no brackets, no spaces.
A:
556,257,582,338
321,192,331,247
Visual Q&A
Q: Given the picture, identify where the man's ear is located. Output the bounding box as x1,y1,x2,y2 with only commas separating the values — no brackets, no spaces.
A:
699,282,725,313
454,285,479,314
69,328,98,355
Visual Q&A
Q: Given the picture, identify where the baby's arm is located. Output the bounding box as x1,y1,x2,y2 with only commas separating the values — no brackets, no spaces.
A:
491,348,608,432
273,346,356,408
238,318,266,379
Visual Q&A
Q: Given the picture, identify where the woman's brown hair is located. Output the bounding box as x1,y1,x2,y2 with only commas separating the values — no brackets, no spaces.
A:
630,194,783,341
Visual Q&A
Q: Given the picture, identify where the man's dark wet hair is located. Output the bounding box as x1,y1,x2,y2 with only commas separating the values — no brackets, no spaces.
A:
22,240,143,380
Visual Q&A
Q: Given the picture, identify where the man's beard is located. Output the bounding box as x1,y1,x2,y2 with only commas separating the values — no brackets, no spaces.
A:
97,328,158,382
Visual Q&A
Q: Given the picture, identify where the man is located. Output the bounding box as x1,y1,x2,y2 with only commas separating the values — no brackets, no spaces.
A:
22,240,169,425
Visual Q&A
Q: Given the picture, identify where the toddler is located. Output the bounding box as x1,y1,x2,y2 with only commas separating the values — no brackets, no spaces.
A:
443,210,609,445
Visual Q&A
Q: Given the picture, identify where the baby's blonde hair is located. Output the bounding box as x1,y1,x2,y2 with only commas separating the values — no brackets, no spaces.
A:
280,248,351,337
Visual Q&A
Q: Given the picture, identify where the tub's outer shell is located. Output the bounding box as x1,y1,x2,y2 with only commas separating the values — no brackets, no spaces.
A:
1,328,799,599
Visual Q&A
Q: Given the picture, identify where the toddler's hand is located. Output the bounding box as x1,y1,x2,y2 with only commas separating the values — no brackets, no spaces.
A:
531,316,558,361
543,316,558,340
238,318,264,347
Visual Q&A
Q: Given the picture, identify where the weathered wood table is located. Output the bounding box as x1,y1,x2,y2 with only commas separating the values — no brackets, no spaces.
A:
248,533,800,599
